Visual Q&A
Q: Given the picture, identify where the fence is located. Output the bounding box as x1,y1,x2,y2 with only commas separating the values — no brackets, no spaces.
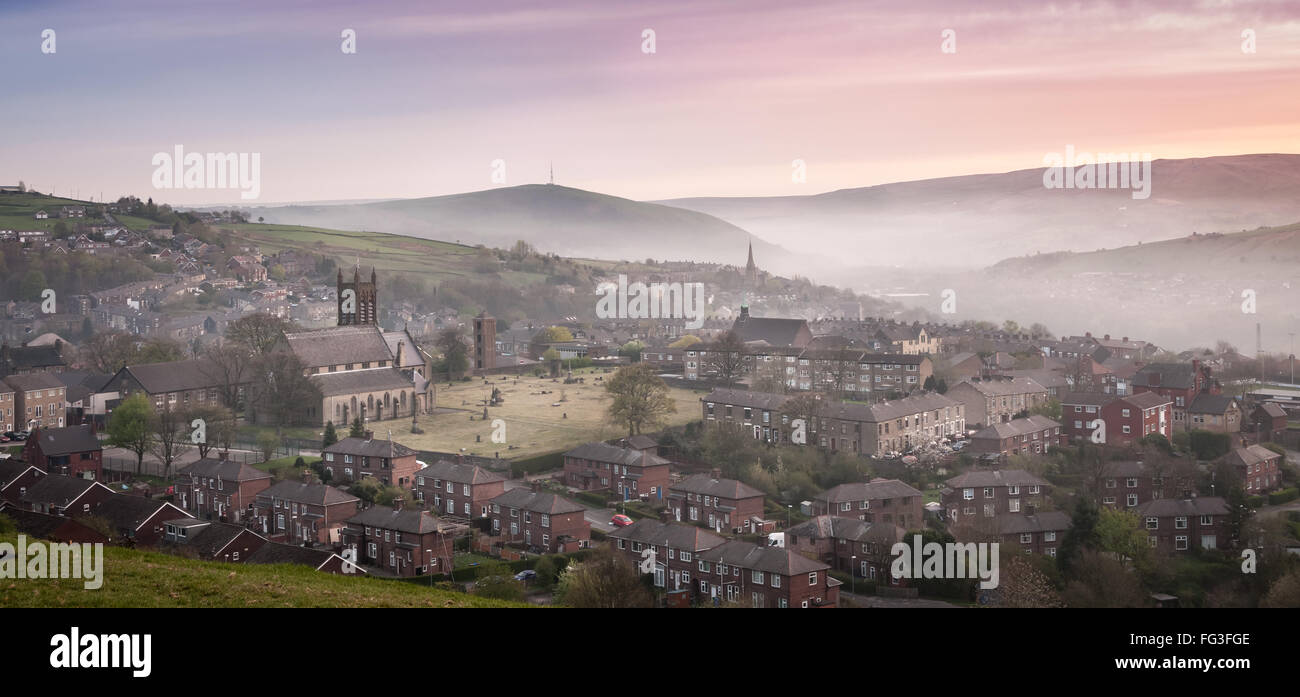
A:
230,438,302,460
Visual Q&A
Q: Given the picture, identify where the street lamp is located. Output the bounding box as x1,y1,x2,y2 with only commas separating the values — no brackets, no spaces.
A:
851,555,857,596
786,504,791,528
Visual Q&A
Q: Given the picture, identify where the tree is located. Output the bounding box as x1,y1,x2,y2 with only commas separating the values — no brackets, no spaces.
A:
225,313,295,356
706,331,747,387
1095,507,1151,570
1061,550,1147,608
474,574,526,602
618,340,645,362
668,335,701,349
249,351,321,428
1260,568,1300,608
187,405,234,459
1057,497,1100,573
538,326,574,343
148,404,192,478
349,417,365,438
435,326,469,380
996,554,1064,608
322,421,339,449
107,393,154,474
553,546,654,608
257,432,279,462
199,343,252,411
605,363,676,436
1028,398,1062,422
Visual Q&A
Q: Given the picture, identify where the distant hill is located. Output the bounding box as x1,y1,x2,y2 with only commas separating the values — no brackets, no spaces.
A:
251,184,792,271
660,154,1300,268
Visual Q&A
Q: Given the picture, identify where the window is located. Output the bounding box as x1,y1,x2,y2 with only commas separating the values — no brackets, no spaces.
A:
1044,531,1056,542
809,572,817,585
983,487,994,498
1175,535,1188,551
1020,533,1032,544
771,574,781,588
1145,517,1158,530
1174,517,1187,530
752,570,764,584
962,488,974,500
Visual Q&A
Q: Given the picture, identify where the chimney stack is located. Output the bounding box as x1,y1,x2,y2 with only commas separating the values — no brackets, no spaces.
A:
364,430,373,441
218,450,228,461
393,497,404,512
710,468,721,480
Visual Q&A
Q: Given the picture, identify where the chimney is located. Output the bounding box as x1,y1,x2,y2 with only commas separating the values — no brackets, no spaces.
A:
710,468,721,480
218,450,228,461
364,430,373,441
530,479,543,493
395,340,403,368
1104,334,1110,341
393,497,404,512
1122,337,1128,343
301,469,312,484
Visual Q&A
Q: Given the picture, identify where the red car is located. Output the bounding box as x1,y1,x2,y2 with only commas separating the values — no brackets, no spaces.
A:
610,514,634,527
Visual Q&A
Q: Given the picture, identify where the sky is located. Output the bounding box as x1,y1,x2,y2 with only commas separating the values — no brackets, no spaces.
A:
2,0,1299,205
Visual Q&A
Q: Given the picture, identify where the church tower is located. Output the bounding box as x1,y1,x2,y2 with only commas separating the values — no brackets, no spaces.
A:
337,265,378,326
474,310,497,372
745,240,758,285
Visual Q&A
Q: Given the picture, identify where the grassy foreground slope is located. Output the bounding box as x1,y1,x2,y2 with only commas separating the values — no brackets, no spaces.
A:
0,534,525,608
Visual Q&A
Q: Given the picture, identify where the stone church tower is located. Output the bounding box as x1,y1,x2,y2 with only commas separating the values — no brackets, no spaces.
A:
337,265,378,326
474,310,496,372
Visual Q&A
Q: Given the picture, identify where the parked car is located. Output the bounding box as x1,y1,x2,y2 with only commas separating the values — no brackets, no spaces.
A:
610,514,634,527
513,569,537,582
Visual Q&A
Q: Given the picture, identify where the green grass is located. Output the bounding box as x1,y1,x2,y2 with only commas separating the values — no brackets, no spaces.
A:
252,455,323,474
0,533,526,608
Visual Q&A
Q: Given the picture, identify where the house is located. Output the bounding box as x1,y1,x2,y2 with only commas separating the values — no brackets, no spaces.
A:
729,305,813,348
34,210,48,220
487,487,590,554
1099,392,1174,446
947,376,1049,428
104,358,249,412
1248,403,1288,442
251,480,360,544
968,415,1063,459
19,475,113,516
0,341,69,377
174,455,274,523
562,441,671,500
810,479,925,530
161,518,267,562
3,373,67,429
1095,460,1161,509
1186,394,1241,434
786,515,903,583
246,540,364,575
412,459,506,519
0,382,13,432
697,539,839,608
1061,391,1115,442
608,519,726,600
1132,360,1217,430
81,494,192,547
21,425,102,480
0,506,108,544
668,474,768,534
996,511,1072,558
321,433,421,487
226,255,268,283
1223,445,1283,494
342,503,466,577
942,469,1050,520
1137,497,1230,552
0,460,46,506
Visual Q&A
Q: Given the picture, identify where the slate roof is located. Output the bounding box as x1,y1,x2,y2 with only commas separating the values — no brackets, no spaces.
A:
259,481,359,506
312,368,413,396
0,460,44,487
1133,363,1198,390
1187,393,1238,415
564,441,670,467
0,344,67,375
608,519,727,551
2,372,64,391
21,475,106,507
172,519,263,557
946,469,1049,488
814,479,923,504
488,488,585,515
177,457,272,482
787,515,902,543
246,541,361,572
971,415,1060,440
698,539,829,575
2,507,101,540
1257,403,1288,418
670,474,765,500
730,315,809,348
29,425,100,456
413,459,505,485
1224,445,1280,468
997,511,1072,534
1061,391,1117,407
116,359,231,394
347,504,462,535
704,388,789,411
1136,497,1229,517
1123,392,1174,409
324,436,417,459
381,330,424,368
285,325,393,368
90,495,190,532
953,376,1048,397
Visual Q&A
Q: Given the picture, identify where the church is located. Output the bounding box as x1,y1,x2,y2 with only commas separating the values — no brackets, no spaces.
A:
270,266,435,427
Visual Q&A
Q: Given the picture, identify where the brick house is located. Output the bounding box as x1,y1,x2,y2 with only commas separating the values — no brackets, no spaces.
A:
321,433,420,487
342,503,466,577
1248,403,1288,442
413,459,507,519
1224,444,1283,494
1132,360,1217,430
22,425,102,480
1100,392,1174,446
562,441,671,501
668,474,767,534
1061,391,1115,442
104,358,250,413
943,469,1050,520
1096,460,1158,509
967,415,1063,459
1137,497,1230,552
946,376,1049,428
488,487,590,554
252,480,360,544
608,519,726,600
1186,394,1241,434
162,518,267,562
81,494,192,547
3,373,67,429
0,382,14,432
0,506,108,544
20,475,114,515
697,539,839,608
786,515,903,582
174,455,274,523
810,479,925,530
996,511,1071,558
0,460,45,505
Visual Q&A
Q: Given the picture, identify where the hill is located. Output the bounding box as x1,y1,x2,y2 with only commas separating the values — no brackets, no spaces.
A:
0,532,525,608
249,184,793,271
661,153,1300,269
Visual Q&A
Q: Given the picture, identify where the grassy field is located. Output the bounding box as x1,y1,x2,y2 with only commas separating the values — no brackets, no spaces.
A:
398,368,706,460
0,192,96,231
0,533,524,608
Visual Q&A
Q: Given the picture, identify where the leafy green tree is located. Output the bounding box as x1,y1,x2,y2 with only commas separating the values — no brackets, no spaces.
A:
349,417,365,438
605,363,676,436
553,547,653,608
538,326,574,343
107,393,155,474
474,574,526,602
322,421,339,449
618,340,645,362
1095,508,1151,570
435,326,469,380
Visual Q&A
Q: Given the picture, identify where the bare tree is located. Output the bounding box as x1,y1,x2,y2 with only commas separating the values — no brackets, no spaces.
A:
225,313,297,356
200,343,252,411
149,404,192,478
249,351,321,428
706,331,748,387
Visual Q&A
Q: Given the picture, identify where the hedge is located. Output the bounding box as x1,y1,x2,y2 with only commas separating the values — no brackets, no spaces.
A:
510,451,565,478
401,549,596,584
1268,488,1298,506
1246,495,1266,508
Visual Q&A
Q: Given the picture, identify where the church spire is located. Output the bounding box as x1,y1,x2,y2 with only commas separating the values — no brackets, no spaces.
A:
745,239,757,284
